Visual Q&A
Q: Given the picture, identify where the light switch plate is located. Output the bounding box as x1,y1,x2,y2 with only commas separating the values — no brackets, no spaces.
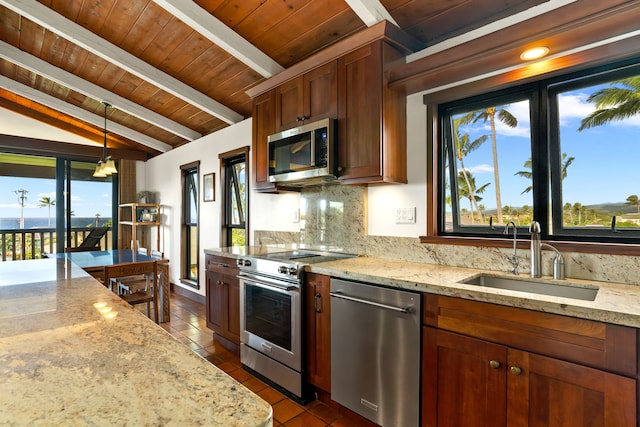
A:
396,207,416,224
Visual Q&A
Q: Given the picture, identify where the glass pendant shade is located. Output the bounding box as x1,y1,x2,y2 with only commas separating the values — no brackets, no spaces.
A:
94,102,118,177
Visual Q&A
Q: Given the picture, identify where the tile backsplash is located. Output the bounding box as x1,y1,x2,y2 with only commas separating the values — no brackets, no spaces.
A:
255,185,640,286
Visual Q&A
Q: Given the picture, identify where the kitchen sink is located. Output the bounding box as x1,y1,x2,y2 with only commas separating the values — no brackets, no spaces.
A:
459,275,599,301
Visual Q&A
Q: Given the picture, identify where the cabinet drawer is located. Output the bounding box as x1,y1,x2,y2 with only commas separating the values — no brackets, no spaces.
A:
205,255,238,274
423,294,637,377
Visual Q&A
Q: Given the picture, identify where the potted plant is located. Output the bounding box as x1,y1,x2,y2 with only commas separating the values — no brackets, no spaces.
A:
137,191,156,204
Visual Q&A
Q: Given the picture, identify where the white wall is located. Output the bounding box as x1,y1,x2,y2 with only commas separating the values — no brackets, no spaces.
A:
142,119,254,296
367,93,428,237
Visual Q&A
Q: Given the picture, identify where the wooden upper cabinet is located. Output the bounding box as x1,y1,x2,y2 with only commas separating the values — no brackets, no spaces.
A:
337,40,407,184
251,89,277,192
275,61,338,131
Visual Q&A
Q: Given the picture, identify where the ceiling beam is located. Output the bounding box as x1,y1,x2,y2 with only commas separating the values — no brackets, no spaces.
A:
344,0,397,27
0,134,150,161
0,75,173,153
152,0,284,78
0,0,244,124
0,41,201,142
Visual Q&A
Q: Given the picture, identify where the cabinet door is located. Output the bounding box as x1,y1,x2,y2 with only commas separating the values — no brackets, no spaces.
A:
305,273,331,392
422,327,507,427
507,349,636,427
225,275,241,344
302,61,337,124
275,62,337,131
252,89,277,192
275,76,303,131
337,42,382,182
205,270,224,334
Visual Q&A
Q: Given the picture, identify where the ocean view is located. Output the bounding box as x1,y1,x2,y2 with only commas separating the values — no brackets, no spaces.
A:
0,217,112,230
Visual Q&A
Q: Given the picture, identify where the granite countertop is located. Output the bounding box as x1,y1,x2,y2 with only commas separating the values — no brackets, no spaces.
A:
0,258,272,426
205,246,640,328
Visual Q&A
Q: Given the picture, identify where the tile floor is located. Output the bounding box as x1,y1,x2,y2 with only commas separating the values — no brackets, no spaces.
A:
159,291,377,427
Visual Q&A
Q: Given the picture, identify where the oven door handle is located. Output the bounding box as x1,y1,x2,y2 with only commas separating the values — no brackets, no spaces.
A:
239,273,299,292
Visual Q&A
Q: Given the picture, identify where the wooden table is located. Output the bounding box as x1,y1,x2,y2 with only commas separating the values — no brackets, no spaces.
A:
47,249,171,322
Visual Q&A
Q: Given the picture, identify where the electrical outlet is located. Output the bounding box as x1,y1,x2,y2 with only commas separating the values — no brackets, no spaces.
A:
293,209,300,223
395,207,416,224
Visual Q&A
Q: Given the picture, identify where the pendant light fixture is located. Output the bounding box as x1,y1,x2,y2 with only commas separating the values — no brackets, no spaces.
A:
93,102,118,177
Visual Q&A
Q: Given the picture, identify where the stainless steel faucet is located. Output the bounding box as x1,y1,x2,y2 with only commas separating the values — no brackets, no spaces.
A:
529,221,565,280
503,221,519,274
529,221,542,278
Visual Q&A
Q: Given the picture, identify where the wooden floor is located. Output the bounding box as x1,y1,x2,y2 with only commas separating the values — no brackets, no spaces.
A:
159,291,377,427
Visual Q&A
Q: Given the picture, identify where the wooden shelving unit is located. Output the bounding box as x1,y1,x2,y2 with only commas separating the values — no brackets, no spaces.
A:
118,203,160,251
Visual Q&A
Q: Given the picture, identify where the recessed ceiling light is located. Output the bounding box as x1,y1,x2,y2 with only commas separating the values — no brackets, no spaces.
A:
520,46,549,61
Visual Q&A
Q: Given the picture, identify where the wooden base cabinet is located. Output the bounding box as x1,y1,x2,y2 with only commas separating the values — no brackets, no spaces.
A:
305,272,331,392
422,295,637,427
205,255,240,353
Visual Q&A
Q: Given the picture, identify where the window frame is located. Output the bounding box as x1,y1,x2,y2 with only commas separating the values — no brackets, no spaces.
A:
219,147,249,247
423,56,640,255
180,161,199,287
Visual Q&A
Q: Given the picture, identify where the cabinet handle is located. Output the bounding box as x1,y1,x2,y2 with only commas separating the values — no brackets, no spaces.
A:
489,360,501,369
510,366,522,376
314,294,322,313
217,263,228,268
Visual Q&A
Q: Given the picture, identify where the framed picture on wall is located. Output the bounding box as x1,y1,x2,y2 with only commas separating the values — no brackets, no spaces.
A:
203,173,215,202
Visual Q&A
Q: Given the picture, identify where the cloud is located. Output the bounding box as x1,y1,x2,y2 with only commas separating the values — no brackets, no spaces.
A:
466,164,494,174
558,91,640,128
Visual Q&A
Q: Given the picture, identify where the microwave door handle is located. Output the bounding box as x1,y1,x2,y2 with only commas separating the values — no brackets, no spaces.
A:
310,132,315,166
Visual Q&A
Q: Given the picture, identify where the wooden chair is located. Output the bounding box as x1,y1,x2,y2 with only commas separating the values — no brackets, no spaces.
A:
115,248,149,295
104,261,158,323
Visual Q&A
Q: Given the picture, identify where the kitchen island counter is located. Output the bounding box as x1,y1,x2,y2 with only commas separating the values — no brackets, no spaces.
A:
0,258,272,426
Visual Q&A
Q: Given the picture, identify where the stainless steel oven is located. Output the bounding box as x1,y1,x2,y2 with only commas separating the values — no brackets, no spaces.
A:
237,255,306,401
240,271,302,369
237,249,357,403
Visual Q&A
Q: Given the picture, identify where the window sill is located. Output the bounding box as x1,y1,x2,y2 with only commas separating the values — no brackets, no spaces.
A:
419,235,640,256
179,278,200,290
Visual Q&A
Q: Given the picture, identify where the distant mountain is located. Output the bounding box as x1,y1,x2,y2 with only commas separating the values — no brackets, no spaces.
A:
585,203,637,215
482,202,638,216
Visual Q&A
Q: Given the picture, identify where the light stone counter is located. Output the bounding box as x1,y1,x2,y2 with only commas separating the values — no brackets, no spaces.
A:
205,247,640,329
0,258,272,427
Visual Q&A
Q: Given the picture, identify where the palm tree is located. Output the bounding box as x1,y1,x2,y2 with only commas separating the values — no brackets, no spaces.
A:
457,171,490,224
626,195,640,214
38,196,55,227
515,153,575,194
460,106,517,224
578,77,640,131
452,117,489,221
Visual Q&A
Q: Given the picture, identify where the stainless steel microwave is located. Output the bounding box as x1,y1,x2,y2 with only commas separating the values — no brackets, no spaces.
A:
267,118,337,186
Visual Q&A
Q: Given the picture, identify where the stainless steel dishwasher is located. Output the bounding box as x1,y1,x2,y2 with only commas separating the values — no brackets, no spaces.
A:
330,278,421,427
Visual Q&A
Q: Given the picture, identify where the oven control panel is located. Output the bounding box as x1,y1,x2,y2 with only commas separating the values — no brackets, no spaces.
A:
236,258,252,267
278,265,298,276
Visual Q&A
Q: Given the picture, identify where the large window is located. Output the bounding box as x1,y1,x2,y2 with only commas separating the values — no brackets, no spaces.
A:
181,162,199,286
220,147,248,247
438,58,640,244
0,153,116,260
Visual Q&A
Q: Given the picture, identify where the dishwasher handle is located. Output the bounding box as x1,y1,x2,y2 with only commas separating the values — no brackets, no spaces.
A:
330,291,413,313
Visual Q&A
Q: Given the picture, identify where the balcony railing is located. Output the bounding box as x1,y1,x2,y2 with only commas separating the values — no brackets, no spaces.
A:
0,227,112,261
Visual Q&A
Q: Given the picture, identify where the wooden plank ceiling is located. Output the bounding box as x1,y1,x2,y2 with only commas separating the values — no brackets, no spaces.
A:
0,0,548,160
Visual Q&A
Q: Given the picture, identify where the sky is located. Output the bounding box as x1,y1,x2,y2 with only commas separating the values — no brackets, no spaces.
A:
455,81,640,210
0,176,113,219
